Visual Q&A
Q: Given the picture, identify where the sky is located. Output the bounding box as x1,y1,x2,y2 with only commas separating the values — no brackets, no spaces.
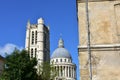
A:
0,0,79,79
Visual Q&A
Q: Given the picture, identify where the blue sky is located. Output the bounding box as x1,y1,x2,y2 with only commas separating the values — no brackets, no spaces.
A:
0,0,79,79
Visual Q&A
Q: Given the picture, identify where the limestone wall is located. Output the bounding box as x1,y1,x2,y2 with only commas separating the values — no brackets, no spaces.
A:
78,45,120,80
77,0,120,80
77,1,120,45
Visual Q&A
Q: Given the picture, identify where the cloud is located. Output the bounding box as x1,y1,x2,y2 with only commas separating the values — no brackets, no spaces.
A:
0,43,23,57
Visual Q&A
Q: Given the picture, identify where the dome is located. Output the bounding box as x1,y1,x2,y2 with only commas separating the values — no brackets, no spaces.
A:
51,38,71,59
51,48,71,59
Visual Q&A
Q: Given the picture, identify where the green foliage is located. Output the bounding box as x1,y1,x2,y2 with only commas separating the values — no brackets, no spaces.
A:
1,49,37,80
0,49,57,80
38,62,58,80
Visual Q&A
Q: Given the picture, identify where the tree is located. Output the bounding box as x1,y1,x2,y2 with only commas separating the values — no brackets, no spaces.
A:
1,49,37,80
38,62,58,80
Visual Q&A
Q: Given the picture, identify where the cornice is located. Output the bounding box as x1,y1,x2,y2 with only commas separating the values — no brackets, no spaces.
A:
78,44,120,52
77,0,117,3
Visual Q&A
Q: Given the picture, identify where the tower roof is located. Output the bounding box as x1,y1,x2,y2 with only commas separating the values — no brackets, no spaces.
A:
38,18,44,24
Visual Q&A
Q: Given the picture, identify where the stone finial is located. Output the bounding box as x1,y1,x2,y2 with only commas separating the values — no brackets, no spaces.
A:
38,18,44,24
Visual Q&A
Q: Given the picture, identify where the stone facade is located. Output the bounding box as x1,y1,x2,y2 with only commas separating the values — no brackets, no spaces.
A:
0,55,4,75
77,0,120,80
25,18,50,67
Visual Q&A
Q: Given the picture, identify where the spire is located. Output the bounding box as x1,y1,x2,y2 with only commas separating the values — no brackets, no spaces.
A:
27,19,30,28
47,25,50,30
58,37,64,48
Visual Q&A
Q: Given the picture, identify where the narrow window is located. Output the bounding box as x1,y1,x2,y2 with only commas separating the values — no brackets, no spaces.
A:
35,31,37,44
31,31,34,44
56,59,58,62
60,59,62,62
35,48,37,58
31,48,33,58
65,59,66,62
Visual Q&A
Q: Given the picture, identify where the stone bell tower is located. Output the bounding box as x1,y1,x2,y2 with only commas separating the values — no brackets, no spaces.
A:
25,18,50,66
77,0,120,80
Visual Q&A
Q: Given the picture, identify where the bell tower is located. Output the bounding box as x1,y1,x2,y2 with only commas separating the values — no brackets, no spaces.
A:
77,0,120,80
25,18,50,69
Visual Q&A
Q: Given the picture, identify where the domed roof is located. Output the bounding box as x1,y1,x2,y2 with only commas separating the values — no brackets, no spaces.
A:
51,38,71,59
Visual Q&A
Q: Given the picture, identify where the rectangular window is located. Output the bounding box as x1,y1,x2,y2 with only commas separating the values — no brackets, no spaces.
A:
56,59,58,62
35,31,37,44
60,59,62,62
31,31,34,44
65,59,66,62
35,48,37,58
31,48,33,58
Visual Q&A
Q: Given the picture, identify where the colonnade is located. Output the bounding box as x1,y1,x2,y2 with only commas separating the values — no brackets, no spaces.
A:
54,65,76,79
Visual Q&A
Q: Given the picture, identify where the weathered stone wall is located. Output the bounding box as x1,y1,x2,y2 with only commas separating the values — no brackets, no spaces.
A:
77,1,120,45
77,0,120,80
78,45,120,80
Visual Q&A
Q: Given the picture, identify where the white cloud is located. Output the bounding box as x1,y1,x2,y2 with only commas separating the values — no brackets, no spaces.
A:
0,43,23,57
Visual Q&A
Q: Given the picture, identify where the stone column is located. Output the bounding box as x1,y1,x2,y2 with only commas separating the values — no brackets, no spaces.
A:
74,67,76,78
71,66,72,78
65,66,66,77
63,66,65,77
73,67,74,78
71,67,73,78
58,66,60,77
66,66,68,77
68,66,69,77
61,66,62,77
57,66,58,77
59,66,61,77
69,66,71,77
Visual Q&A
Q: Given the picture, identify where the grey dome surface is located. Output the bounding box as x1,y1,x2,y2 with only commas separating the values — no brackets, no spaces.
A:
51,47,71,59
51,38,71,59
